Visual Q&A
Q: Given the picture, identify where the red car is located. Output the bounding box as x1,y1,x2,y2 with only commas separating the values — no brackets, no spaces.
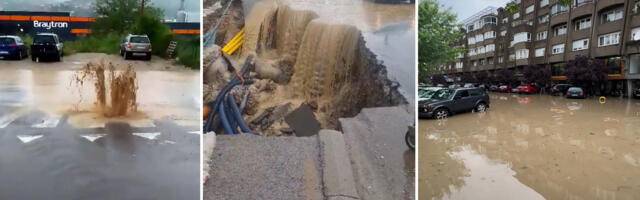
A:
517,84,539,94
498,85,511,92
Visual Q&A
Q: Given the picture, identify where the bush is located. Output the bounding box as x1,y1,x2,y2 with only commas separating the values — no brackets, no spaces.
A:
175,35,200,69
131,12,174,57
62,34,122,56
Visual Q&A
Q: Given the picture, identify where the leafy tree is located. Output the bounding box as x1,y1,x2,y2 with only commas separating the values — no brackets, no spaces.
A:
131,11,174,56
474,71,490,84
523,65,550,87
431,74,447,85
418,0,465,80
461,73,476,83
564,55,609,95
556,0,572,7
93,0,163,35
505,2,519,14
496,68,516,85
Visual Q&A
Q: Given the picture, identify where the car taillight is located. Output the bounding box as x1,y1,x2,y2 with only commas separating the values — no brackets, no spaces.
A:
580,91,584,95
127,43,132,48
552,88,556,91
567,91,570,95
8,44,17,47
149,44,152,50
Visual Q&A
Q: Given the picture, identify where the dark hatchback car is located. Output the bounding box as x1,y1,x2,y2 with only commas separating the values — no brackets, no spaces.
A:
551,84,572,96
31,33,63,62
633,88,640,99
566,87,586,99
0,36,28,60
418,88,490,119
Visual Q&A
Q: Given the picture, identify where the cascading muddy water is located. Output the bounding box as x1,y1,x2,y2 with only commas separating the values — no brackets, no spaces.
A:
237,2,404,128
73,61,138,117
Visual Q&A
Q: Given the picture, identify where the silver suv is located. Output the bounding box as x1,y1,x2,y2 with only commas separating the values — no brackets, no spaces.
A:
120,34,152,60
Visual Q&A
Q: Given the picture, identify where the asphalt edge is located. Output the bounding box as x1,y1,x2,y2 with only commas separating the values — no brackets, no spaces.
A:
318,129,360,200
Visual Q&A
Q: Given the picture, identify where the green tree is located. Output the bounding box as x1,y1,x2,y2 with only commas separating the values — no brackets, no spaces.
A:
92,0,163,34
418,0,465,82
556,0,572,7
505,2,519,14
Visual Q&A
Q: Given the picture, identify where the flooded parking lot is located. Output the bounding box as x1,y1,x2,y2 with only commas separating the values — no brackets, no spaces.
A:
418,92,640,200
0,53,200,199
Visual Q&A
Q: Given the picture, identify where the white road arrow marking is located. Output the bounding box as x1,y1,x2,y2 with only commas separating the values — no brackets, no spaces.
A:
0,108,28,128
17,135,43,143
132,132,161,140
80,134,107,142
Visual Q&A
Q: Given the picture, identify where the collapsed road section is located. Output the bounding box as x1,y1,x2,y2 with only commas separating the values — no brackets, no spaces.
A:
203,0,415,199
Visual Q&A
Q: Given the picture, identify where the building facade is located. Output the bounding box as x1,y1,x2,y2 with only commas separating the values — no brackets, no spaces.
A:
439,0,640,96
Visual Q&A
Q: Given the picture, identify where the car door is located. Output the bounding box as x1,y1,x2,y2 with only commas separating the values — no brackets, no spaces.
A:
451,90,470,112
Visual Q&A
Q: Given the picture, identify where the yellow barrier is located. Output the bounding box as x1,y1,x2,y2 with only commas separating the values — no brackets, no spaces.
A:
222,29,244,55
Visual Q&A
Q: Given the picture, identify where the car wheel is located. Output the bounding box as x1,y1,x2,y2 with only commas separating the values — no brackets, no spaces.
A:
475,103,487,112
145,54,152,61
16,51,22,60
124,52,129,60
434,108,449,119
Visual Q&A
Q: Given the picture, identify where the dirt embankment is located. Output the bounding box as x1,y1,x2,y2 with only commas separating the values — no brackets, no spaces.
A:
204,1,406,135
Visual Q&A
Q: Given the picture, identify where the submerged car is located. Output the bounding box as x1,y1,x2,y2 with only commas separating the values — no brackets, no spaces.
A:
551,84,572,96
634,88,640,99
31,33,63,62
120,34,152,60
0,35,28,60
418,87,444,101
418,88,490,119
566,87,586,99
498,85,511,92
517,84,539,94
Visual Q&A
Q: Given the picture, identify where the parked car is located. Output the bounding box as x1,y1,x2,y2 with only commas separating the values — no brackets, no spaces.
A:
120,34,152,60
418,87,444,101
498,85,511,92
551,84,572,96
517,84,539,94
0,35,28,60
633,88,640,99
511,88,518,93
489,85,499,91
31,33,63,62
418,88,490,119
464,83,475,88
566,87,586,99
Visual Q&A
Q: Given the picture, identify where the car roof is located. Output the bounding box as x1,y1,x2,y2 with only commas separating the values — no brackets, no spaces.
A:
128,34,149,37
0,35,20,39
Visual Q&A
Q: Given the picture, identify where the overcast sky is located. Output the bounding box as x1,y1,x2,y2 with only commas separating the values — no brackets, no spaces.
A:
436,0,511,23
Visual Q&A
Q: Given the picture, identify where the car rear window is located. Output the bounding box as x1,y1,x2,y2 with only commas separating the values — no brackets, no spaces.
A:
568,87,582,91
34,35,56,44
130,37,150,43
469,89,482,96
0,37,16,45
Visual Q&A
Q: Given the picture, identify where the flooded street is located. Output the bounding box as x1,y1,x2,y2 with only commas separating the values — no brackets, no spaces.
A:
418,93,640,200
0,53,200,199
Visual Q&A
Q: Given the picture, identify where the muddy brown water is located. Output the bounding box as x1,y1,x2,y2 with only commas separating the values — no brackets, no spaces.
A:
419,93,640,200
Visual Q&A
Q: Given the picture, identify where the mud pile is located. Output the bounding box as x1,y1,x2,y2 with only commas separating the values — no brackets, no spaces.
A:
205,1,405,134
74,61,138,117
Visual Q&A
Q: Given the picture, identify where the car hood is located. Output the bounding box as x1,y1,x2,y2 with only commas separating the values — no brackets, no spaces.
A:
418,98,449,105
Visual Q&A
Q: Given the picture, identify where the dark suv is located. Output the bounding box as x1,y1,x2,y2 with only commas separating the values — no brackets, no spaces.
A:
418,88,490,119
31,33,63,62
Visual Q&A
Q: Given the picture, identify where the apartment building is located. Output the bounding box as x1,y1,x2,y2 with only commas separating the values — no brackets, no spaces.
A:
438,0,640,96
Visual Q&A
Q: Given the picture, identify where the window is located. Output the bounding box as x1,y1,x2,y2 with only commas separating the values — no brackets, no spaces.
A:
598,32,620,47
552,44,565,54
516,49,529,59
468,37,476,45
488,57,494,64
632,27,640,41
551,4,568,16
526,5,534,14
540,0,549,7
484,31,496,39
551,63,566,76
473,61,478,66
574,0,593,7
514,12,520,19
478,46,486,54
467,25,475,31
603,56,622,74
502,18,509,24
498,56,504,63
486,44,495,52
634,0,640,14
469,48,477,56
456,62,463,69
476,34,484,42
601,9,623,24
537,31,547,40
479,59,485,65
553,24,567,36
501,30,507,36
483,16,497,26
535,48,545,57
572,39,589,51
539,15,549,24
512,32,531,46
574,17,591,30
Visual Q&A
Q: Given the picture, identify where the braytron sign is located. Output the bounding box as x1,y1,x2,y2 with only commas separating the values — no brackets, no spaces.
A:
0,11,200,41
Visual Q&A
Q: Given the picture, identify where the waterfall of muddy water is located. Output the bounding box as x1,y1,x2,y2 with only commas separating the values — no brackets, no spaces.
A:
236,2,403,128
73,62,138,117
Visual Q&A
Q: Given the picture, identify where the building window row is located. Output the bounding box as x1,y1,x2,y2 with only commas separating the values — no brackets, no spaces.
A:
550,4,568,16
536,31,547,40
572,38,589,51
601,9,623,24
598,32,620,47
501,30,507,36
552,44,565,54
484,31,496,39
535,48,545,57
511,32,531,46
526,5,534,14
540,0,549,7
632,27,640,41
516,49,529,60
539,15,549,24
573,0,593,8
574,17,591,31
553,24,567,36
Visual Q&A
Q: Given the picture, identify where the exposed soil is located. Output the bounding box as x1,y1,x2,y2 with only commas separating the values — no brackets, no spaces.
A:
73,61,138,117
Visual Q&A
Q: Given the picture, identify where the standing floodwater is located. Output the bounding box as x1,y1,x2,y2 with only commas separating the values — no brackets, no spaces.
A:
418,93,640,199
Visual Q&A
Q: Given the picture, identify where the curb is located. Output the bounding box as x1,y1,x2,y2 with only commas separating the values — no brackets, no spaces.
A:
318,129,360,200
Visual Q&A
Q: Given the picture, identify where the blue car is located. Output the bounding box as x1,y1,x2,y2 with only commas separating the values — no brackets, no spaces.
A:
0,36,28,60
